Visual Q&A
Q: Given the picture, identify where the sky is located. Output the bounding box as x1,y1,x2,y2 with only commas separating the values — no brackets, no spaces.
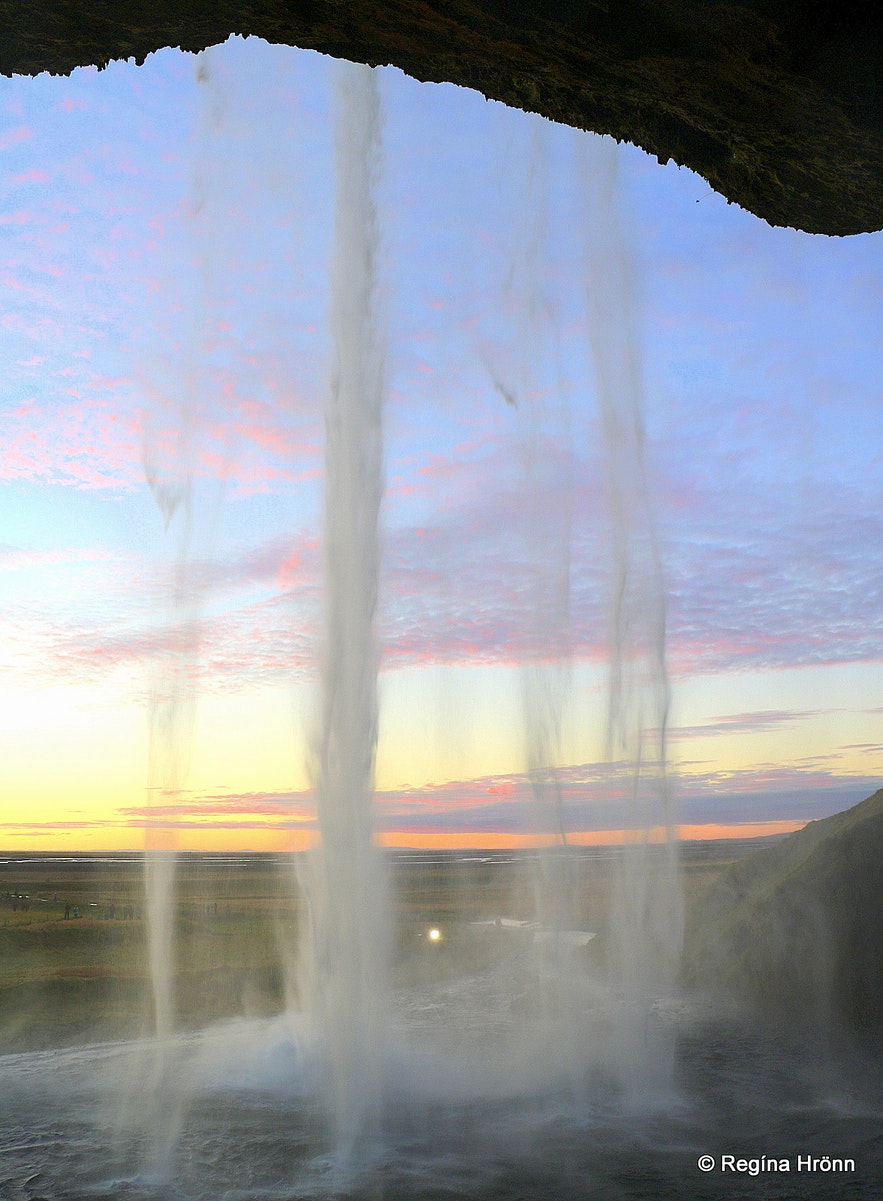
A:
1,36,881,851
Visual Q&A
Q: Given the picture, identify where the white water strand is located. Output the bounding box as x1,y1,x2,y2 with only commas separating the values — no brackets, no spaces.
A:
139,252,199,1178
138,49,236,1172
305,60,389,1160
503,121,579,944
575,135,683,1095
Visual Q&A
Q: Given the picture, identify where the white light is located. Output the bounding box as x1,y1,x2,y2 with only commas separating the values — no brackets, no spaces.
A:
428,927,441,941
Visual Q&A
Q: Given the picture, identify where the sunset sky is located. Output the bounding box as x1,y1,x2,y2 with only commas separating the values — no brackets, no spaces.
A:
1,37,881,851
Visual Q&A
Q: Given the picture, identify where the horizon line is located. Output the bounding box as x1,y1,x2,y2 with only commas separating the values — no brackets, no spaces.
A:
0,819,807,856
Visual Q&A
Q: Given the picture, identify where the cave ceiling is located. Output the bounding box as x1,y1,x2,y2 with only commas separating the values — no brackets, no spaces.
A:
1,0,881,234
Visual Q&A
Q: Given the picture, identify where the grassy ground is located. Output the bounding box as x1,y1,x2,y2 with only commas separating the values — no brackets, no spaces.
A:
0,855,301,1050
0,841,761,1054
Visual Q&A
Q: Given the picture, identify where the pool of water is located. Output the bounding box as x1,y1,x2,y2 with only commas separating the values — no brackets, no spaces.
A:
1,995,879,1201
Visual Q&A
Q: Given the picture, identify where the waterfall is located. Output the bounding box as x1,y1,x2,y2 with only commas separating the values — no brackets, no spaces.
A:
304,59,389,1159
576,134,683,1095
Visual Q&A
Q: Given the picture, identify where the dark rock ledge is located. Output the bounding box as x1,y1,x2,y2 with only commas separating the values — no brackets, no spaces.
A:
1,0,881,235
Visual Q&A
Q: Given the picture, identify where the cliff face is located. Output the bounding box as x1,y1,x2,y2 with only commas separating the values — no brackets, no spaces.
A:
1,0,881,235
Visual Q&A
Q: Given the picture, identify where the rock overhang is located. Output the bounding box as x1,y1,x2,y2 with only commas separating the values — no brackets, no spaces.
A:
1,0,881,235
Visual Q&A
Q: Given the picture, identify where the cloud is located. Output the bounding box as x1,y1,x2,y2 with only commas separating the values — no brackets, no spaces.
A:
0,124,31,150
0,533,322,694
661,473,883,674
0,395,142,490
7,761,864,843
120,790,315,824
671,709,823,740
10,168,51,185
378,763,879,835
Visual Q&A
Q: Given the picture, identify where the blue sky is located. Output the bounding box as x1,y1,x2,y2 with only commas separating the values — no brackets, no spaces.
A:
1,37,881,849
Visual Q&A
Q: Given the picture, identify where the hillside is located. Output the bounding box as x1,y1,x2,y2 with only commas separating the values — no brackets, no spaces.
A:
683,787,883,1033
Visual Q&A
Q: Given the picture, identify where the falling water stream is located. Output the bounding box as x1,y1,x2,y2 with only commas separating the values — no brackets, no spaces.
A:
304,60,389,1160
577,135,683,1095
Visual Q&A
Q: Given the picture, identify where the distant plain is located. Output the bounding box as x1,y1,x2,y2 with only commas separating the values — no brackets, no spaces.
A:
0,841,762,1053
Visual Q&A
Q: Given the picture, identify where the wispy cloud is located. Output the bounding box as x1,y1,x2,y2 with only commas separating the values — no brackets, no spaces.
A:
4,761,870,845
671,709,823,740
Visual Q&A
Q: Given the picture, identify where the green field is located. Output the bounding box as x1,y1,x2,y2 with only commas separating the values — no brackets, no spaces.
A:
0,842,757,1054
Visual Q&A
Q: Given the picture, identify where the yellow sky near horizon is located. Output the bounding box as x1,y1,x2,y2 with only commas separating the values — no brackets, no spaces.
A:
1,659,880,852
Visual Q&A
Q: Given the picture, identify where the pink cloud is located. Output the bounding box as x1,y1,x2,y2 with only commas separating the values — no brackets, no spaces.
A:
0,532,326,696
231,420,304,457
120,791,315,824
0,392,143,489
276,550,301,590
0,124,31,150
10,168,50,185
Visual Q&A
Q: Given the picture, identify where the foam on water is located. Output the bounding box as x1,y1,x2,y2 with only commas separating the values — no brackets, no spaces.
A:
2,1012,880,1200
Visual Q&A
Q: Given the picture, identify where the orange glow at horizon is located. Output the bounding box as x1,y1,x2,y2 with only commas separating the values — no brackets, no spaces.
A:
376,819,807,849
0,819,808,854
